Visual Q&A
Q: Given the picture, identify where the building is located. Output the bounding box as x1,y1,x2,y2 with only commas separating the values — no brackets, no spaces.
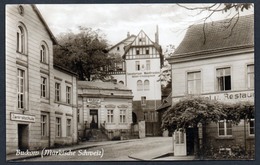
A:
167,15,254,156
6,4,78,154
108,27,163,136
77,81,133,140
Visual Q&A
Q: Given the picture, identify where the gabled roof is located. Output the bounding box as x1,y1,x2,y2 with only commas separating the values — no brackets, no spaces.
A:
173,14,254,56
156,92,172,111
31,5,58,45
109,34,136,51
122,30,163,59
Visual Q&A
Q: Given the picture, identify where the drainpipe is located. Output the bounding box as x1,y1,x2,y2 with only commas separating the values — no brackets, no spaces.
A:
244,118,247,154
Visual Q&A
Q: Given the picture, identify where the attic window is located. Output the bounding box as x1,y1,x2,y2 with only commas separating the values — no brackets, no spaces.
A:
18,5,24,16
117,47,120,51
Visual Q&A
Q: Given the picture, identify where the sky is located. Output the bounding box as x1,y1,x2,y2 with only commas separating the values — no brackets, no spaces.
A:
36,4,254,51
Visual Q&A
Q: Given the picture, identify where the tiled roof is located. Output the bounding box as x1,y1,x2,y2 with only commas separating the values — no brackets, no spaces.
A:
174,14,254,56
77,81,131,91
108,35,136,51
156,92,172,111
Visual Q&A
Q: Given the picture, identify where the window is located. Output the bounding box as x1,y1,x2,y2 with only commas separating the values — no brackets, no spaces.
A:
146,60,150,70
136,61,140,71
120,110,126,123
187,71,201,94
67,119,71,136
136,49,140,55
40,45,46,63
41,114,48,137
17,26,25,53
107,110,114,123
144,80,149,91
217,68,231,91
146,48,149,54
41,77,47,98
17,69,25,109
77,109,80,123
218,120,232,136
247,64,254,89
55,83,61,102
141,96,146,105
249,119,255,135
66,86,71,104
117,46,120,51
56,117,61,137
119,81,124,85
137,80,143,91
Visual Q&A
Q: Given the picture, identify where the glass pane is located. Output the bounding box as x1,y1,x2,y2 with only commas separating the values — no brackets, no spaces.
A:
225,76,231,90
175,132,180,144
225,68,231,75
195,72,201,79
180,132,184,143
227,128,232,135
248,65,254,72
219,122,224,128
187,73,194,80
217,69,223,76
219,129,224,135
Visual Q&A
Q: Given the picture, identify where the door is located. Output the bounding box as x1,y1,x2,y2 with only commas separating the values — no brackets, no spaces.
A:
18,124,29,151
90,110,98,129
173,130,187,156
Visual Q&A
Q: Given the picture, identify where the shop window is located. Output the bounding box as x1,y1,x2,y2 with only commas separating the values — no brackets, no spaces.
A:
217,68,231,91
247,64,254,89
187,71,201,94
218,120,232,136
107,110,114,123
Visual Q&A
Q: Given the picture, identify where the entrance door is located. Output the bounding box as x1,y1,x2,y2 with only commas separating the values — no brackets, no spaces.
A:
18,124,29,151
173,130,187,156
90,110,98,129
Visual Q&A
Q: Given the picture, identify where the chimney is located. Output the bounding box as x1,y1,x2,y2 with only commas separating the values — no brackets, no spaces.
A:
155,25,159,44
127,32,130,37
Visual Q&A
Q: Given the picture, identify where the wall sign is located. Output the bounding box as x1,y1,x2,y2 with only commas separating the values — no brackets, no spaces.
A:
10,113,35,122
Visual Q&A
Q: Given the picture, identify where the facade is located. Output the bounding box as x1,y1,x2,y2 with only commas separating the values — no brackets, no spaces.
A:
6,4,77,154
108,28,163,136
77,81,133,140
167,15,254,156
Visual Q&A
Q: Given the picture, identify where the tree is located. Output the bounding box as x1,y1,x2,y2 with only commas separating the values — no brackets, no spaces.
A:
54,26,112,81
177,3,253,44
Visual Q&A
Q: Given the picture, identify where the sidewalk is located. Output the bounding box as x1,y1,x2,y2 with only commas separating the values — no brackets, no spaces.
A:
6,139,138,161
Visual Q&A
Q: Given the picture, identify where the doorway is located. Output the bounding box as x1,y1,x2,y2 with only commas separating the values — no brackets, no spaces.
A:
173,130,187,156
186,128,195,155
90,109,98,129
18,124,29,151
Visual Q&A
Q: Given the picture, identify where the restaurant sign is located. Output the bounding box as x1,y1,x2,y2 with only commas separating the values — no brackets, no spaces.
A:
202,91,254,101
10,113,35,122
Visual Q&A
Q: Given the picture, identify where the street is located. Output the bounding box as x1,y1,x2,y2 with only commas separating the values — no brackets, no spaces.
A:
24,137,172,161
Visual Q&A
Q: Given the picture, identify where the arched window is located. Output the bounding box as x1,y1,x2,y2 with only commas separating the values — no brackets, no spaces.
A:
40,45,46,63
144,80,149,91
40,41,49,64
119,81,124,85
17,26,25,53
137,80,143,91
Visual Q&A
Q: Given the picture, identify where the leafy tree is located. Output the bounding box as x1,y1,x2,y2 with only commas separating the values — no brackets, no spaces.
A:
54,26,112,81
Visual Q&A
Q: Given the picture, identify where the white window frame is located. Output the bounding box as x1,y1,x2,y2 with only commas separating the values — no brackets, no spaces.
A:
41,113,49,137
66,86,71,104
120,110,126,123
56,117,61,137
216,67,231,91
41,76,48,98
187,71,201,94
17,25,26,54
144,80,149,91
107,109,114,123
137,80,143,91
55,82,61,102
218,120,232,137
17,68,26,110
247,64,254,89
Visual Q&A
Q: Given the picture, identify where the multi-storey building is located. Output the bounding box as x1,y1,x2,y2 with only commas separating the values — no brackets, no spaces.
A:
108,28,163,136
167,15,254,156
6,4,78,154
77,81,133,140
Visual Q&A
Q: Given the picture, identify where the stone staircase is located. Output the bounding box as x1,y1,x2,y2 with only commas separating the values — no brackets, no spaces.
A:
88,129,109,142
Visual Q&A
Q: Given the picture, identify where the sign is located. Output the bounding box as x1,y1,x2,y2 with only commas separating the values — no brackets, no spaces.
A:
202,91,254,101
10,113,35,122
87,98,101,103
127,71,160,78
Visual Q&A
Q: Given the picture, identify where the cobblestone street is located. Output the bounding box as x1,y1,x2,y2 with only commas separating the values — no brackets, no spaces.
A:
23,137,172,161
